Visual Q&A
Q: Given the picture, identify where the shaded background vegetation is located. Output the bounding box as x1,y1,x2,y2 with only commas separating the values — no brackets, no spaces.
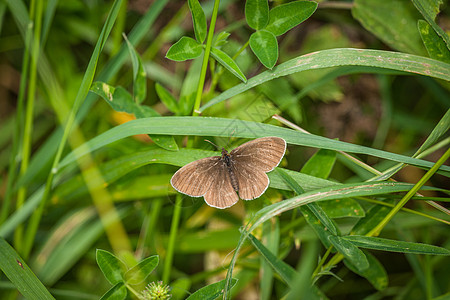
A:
0,0,449,299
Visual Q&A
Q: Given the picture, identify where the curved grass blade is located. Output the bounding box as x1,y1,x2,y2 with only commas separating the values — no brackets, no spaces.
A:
0,238,55,300
57,117,450,174
248,233,296,286
186,278,238,300
344,250,388,291
11,0,169,192
342,236,450,255
328,235,369,272
199,48,450,112
222,181,445,298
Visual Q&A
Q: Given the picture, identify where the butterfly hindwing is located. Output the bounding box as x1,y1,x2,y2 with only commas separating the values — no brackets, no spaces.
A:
204,161,239,209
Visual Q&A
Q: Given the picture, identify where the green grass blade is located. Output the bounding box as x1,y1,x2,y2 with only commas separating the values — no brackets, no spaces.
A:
200,48,450,111
14,0,169,193
58,117,450,174
415,108,450,155
248,233,296,286
186,278,238,300
24,0,124,257
34,207,130,285
344,251,388,291
342,236,450,255
0,237,55,299
328,236,369,272
223,181,443,299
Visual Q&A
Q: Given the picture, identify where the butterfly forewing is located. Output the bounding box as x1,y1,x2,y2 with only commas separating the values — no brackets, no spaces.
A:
230,137,286,200
170,156,221,197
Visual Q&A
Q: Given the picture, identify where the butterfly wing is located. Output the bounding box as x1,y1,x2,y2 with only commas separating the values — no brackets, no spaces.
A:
170,156,239,209
203,161,239,209
230,137,286,200
171,156,222,197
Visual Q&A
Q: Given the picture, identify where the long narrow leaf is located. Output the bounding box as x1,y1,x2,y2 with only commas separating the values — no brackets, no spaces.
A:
200,48,450,111
342,236,450,255
248,233,296,286
0,238,55,300
58,117,450,174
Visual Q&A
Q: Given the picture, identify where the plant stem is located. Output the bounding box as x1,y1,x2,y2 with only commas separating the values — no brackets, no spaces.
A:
367,147,450,237
14,0,42,258
163,195,182,283
22,0,127,258
192,0,221,116
322,147,450,271
0,3,33,226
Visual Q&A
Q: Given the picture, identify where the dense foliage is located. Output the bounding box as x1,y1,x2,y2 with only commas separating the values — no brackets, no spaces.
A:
0,0,449,299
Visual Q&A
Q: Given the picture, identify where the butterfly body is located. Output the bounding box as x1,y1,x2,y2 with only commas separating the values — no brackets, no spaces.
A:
222,148,239,192
171,137,286,209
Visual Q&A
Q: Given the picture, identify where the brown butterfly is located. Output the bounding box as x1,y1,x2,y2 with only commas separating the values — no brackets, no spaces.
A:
170,137,286,209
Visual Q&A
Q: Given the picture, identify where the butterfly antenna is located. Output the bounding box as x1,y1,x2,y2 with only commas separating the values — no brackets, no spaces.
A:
204,139,220,150
225,129,236,148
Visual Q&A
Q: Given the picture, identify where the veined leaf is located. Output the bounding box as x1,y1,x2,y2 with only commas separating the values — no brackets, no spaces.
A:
166,36,203,61
245,0,269,30
249,30,278,69
418,20,450,64
210,47,247,82
124,255,159,285
265,0,317,36
96,249,127,285
188,0,207,43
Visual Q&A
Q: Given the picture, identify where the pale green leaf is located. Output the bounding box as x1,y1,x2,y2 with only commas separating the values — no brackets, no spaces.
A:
188,0,207,43
245,0,269,30
418,20,450,64
249,30,278,69
96,249,126,285
166,36,203,61
265,0,317,36
210,47,247,82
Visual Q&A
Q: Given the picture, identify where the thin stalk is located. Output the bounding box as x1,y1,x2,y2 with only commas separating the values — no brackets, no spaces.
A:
23,0,127,258
312,245,333,279
136,198,163,259
163,195,182,283
0,8,33,226
14,0,43,257
323,147,450,271
192,0,221,115
358,197,450,225
272,114,384,176
367,147,450,237
273,114,450,215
